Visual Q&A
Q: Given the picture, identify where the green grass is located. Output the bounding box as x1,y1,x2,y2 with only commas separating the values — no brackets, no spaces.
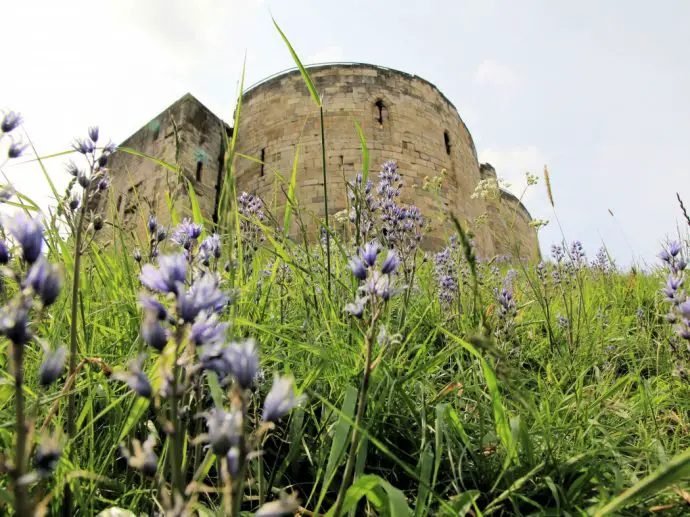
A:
1,199,689,516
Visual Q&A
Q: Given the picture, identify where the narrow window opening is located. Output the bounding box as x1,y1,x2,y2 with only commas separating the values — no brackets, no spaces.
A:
196,161,203,182
444,130,452,155
260,148,265,177
375,100,385,126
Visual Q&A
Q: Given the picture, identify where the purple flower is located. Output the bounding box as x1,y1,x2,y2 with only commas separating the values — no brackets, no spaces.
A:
88,126,99,143
199,233,221,264
189,312,228,346
171,218,203,249
550,244,564,263
68,193,80,211
177,274,226,323
140,311,169,352
133,248,142,263
77,171,90,189
348,257,367,281
202,407,242,456
262,376,303,422
0,297,32,346
0,240,9,264
97,174,109,191
0,185,15,203
114,356,152,398
380,250,400,275
361,242,379,267
1,111,22,133
65,160,80,177
72,137,94,155
6,212,44,264
25,259,63,306
147,215,157,235
8,139,28,159
225,339,259,389
345,297,368,318
140,254,187,294
39,346,66,386
34,436,61,476
680,300,690,319
669,241,682,258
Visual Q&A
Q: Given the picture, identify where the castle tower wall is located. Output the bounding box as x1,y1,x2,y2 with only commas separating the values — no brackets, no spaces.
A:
233,64,495,254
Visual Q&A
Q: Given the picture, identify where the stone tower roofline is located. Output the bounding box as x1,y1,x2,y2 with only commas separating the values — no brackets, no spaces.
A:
241,62,478,161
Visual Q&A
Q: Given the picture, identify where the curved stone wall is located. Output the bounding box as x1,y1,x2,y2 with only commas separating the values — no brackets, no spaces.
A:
234,63,495,254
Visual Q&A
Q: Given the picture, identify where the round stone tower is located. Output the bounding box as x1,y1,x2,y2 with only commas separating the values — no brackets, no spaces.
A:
234,63,499,255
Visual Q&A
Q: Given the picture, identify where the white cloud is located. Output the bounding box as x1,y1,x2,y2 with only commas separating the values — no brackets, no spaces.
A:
306,45,344,64
474,60,522,100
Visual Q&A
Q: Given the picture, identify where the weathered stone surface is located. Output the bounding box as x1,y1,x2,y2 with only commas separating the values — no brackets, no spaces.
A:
101,64,540,260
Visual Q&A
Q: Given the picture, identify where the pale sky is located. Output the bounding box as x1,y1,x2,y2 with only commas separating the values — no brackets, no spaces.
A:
1,0,689,267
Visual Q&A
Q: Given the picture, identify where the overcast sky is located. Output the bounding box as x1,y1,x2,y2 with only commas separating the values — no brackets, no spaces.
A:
1,0,688,267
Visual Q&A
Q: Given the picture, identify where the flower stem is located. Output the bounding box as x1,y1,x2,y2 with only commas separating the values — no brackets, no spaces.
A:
13,341,30,516
169,325,184,498
64,183,90,516
331,309,378,516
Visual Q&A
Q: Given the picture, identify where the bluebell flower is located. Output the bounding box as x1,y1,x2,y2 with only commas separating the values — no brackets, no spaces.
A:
226,447,241,478
147,215,157,235
1,111,22,133
133,248,142,263
38,346,66,386
171,218,203,249
262,376,303,422
225,339,259,389
87,126,99,143
361,242,380,267
177,274,226,323
0,240,9,264
345,297,368,318
8,139,28,159
34,435,61,476
380,250,400,275
0,185,15,203
114,356,153,398
199,342,233,381
25,259,63,306
72,137,94,155
198,233,222,264
201,407,242,456
68,193,80,211
669,241,682,258
680,300,690,319
138,294,167,320
103,140,117,154
141,311,169,352
140,254,187,294
156,226,167,243
65,160,80,177
189,312,228,346
77,171,90,189
550,244,564,263
6,212,44,264
97,174,109,191
348,257,367,281
0,297,32,345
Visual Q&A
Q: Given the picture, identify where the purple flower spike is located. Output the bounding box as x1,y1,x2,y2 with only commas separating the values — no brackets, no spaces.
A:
262,376,303,422
72,137,94,155
140,254,187,294
6,212,44,264
669,241,682,257
189,312,227,346
380,250,400,275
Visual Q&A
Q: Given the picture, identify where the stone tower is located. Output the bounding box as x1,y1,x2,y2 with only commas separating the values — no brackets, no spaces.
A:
102,63,540,260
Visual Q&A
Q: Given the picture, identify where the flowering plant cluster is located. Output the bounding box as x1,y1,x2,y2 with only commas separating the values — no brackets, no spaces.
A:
659,241,690,366
114,221,302,513
346,161,426,282
0,203,65,516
